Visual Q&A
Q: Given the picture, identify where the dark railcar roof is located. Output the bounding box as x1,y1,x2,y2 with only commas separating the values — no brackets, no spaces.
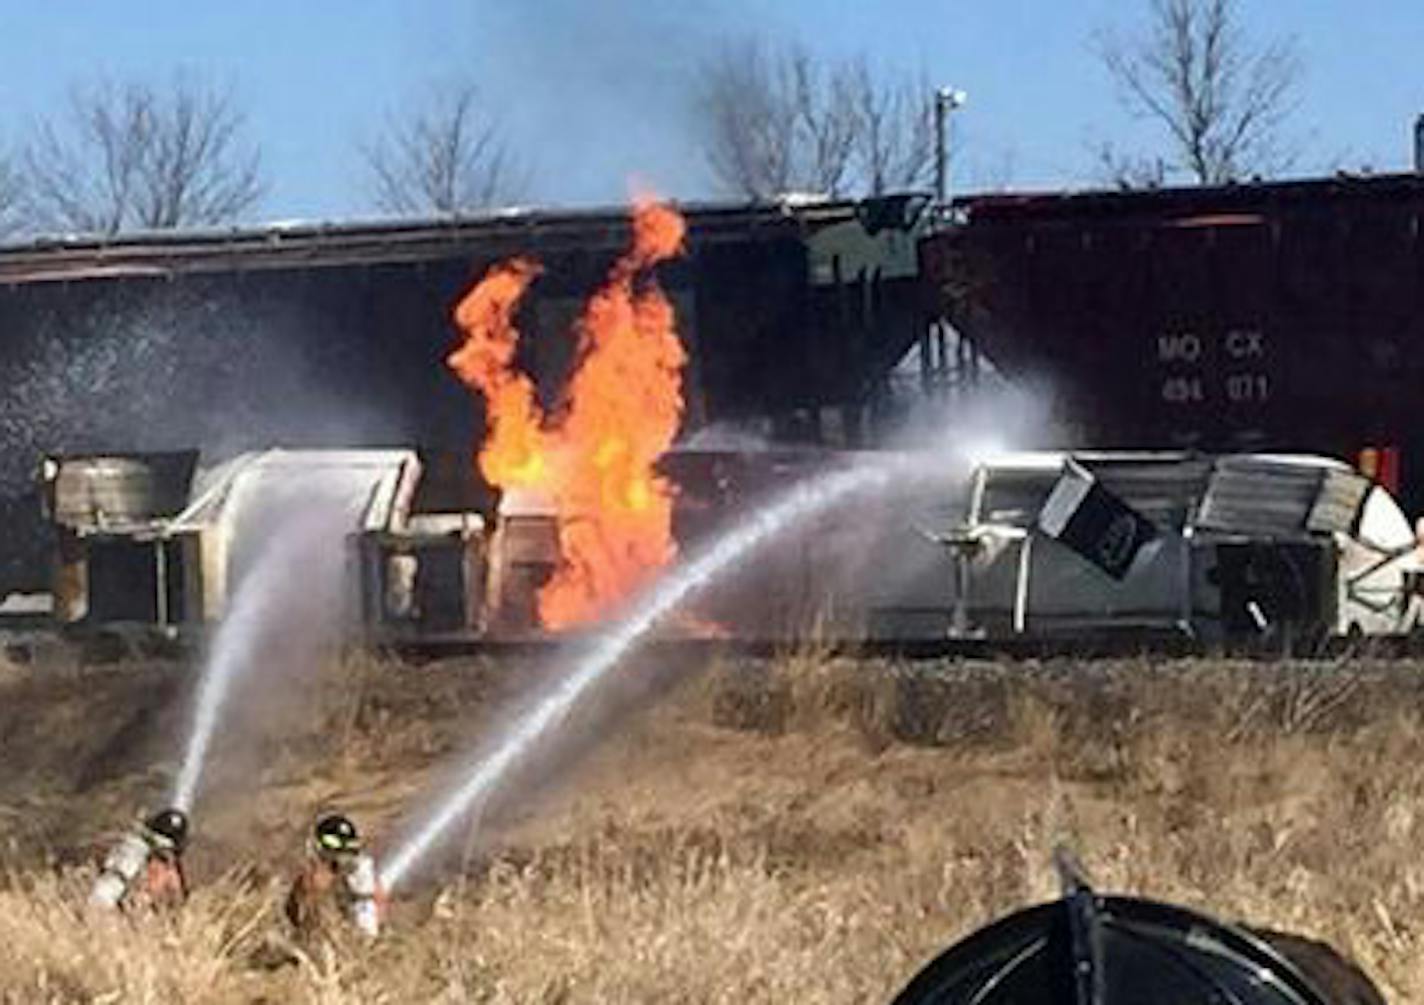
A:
952,170,1424,224
0,198,864,285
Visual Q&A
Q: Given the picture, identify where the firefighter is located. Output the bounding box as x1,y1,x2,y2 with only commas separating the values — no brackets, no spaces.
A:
88,807,190,913
285,814,385,939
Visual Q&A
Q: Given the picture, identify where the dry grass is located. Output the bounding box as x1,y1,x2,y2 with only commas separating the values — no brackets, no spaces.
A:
1,648,1422,1001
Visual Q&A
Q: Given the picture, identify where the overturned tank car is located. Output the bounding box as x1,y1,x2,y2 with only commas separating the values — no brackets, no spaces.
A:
35,444,923,645
31,446,1424,650
42,449,430,631
934,450,1424,647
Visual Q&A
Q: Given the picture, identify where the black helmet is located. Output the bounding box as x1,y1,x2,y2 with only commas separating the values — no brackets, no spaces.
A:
314,814,361,855
144,808,189,852
891,851,1342,1005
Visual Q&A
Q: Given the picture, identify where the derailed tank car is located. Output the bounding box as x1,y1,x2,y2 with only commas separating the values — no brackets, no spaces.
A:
38,446,903,644
36,446,1424,650
942,451,1424,646
43,449,428,632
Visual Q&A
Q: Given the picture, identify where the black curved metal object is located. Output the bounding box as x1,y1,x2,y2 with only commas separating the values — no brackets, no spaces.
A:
891,893,1333,1005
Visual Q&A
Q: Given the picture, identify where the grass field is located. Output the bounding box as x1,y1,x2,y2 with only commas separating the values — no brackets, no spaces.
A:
0,647,1418,1002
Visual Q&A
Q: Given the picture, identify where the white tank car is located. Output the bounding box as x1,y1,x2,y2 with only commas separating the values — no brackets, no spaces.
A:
942,451,1424,643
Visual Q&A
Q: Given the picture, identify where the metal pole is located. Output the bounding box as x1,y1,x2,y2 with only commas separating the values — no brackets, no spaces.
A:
934,88,966,216
935,91,948,206
154,539,168,629
1013,535,1033,634
950,550,972,637
1415,113,1424,174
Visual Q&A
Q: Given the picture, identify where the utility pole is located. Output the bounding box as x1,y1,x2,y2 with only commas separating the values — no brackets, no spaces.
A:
928,87,972,410
934,87,968,210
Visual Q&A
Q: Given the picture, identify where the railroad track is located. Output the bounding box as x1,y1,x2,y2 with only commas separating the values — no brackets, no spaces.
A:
4,619,1420,665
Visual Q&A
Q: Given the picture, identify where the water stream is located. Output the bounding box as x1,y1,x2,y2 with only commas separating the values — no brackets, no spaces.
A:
379,457,907,891
169,473,372,814
170,536,289,812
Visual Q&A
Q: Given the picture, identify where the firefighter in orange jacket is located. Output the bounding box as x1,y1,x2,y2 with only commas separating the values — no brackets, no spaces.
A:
89,808,190,913
285,814,386,939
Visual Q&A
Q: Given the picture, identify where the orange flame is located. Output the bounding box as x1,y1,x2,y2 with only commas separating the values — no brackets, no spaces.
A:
447,199,688,630
447,257,547,487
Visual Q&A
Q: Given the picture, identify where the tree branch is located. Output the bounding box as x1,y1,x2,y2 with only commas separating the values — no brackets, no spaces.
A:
697,39,936,200
22,74,262,234
1096,0,1300,184
363,81,527,216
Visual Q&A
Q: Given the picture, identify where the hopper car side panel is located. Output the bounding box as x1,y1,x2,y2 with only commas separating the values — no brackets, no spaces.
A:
927,174,1424,514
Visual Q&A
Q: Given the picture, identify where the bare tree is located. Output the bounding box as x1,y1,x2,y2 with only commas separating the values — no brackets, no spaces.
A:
848,58,935,195
697,42,936,200
1097,0,1302,185
1092,141,1168,190
0,155,27,238
362,84,525,216
698,40,858,199
699,40,940,201
24,75,263,234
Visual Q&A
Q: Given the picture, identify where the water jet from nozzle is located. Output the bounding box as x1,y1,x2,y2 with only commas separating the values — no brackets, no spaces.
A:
169,492,358,815
379,455,920,892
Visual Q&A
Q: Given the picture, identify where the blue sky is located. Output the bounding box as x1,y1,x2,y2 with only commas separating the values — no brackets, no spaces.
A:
0,1,1418,222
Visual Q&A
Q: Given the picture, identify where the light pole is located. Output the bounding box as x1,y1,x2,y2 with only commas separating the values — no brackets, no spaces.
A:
934,87,968,210
929,87,970,408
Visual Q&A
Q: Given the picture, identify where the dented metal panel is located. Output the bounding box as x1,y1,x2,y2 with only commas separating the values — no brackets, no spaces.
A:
45,452,197,531
1197,457,1367,538
1306,468,1372,535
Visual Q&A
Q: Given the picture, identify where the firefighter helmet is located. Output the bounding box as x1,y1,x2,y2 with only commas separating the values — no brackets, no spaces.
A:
892,851,1345,1004
314,814,361,856
144,808,189,852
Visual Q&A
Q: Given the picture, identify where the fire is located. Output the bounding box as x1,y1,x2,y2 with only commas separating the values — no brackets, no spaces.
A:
447,199,688,630
447,257,546,487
